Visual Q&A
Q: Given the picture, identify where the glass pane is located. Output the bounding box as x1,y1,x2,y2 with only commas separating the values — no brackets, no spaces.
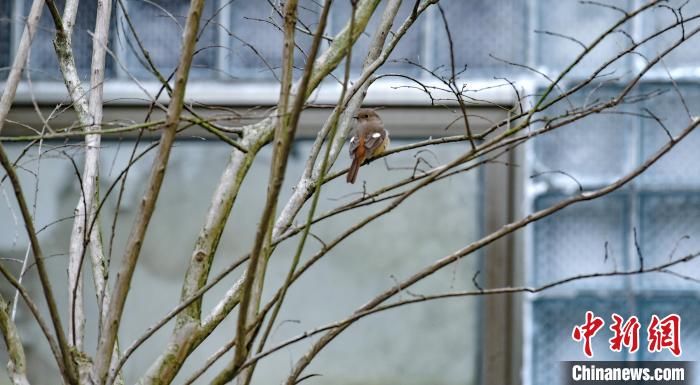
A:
533,194,629,291
641,0,700,71
531,298,634,385
331,0,424,76
535,0,633,78
434,0,529,77
123,0,218,80
639,84,700,188
26,0,116,80
639,297,700,369
228,0,315,80
533,86,637,184
0,0,10,73
639,192,700,290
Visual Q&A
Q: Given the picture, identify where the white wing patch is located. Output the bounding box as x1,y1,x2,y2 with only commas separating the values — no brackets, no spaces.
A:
350,136,356,143
371,132,381,138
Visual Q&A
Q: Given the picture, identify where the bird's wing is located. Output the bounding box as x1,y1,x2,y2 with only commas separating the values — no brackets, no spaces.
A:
348,134,360,156
363,130,385,152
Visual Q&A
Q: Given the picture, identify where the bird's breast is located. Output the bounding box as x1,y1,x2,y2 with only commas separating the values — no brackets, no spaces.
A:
372,132,390,156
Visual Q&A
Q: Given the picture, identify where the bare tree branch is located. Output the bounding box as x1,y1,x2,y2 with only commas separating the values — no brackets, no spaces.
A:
0,147,76,383
437,3,475,149
243,2,359,383
231,0,329,379
0,0,44,136
135,3,384,383
243,250,700,370
84,0,114,336
0,295,30,385
0,261,63,369
281,107,700,385
273,0,438,239
94,0,209,383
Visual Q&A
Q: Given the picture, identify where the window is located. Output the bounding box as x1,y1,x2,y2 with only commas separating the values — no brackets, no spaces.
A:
121,0,218,79
436,0,529,77
1,0,529,87
228,0,316,79
0,0,11,73
330,0,426,76
533,0,633,78
24,0,116,80
641,0,700,75
525,1,700,382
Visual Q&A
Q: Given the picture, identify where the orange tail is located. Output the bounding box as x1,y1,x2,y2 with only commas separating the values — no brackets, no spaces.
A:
347,149,366,184
347,154,363,184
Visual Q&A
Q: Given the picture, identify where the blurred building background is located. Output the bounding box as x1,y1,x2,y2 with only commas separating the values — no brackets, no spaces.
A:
0,1,699,384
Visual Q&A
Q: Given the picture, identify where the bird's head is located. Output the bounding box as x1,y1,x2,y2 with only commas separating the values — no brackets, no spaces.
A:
354,108,380,121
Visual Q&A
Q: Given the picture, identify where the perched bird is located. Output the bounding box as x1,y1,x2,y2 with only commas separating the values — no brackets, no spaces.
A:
346,108,390,184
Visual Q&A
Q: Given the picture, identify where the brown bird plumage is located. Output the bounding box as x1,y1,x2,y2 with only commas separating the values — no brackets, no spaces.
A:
347,108,389,184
